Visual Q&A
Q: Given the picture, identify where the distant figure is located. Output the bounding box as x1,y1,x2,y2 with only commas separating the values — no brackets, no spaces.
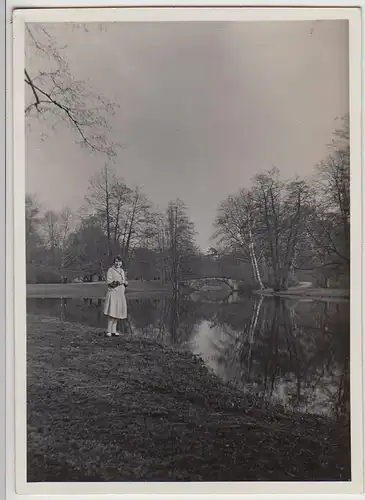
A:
104,255,128,337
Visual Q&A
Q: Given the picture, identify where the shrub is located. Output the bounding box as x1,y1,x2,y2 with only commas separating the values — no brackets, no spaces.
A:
35,269,62,284
26,266,62,284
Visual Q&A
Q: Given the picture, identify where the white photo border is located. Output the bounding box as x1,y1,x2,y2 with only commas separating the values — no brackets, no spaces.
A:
5,3,364,498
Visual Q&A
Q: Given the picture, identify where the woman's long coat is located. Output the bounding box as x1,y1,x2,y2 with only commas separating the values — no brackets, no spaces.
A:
103,267,128,319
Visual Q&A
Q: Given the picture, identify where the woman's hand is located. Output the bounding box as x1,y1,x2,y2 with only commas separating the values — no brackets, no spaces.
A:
108,280,120,288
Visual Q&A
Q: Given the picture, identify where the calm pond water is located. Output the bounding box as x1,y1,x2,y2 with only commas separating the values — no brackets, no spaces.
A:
27,293,349,419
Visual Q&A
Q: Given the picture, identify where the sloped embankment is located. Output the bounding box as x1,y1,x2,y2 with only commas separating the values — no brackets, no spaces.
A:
27,314,350,482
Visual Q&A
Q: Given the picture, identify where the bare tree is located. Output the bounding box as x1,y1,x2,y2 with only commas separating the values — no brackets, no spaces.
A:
308,117,350,277
85,166,152,262
41,209,61,265
253,170,313,290
85,165,126,256
164,199,197,293
213,189,264,288
251,168,284,289
58,207,74,244
280,179,313,287
38,205,77,269
25,23,119,158
214,168,312,291
25,193,43,262
120,187,151,263
131,201,196,289
143,210,170,282
58,207,76,267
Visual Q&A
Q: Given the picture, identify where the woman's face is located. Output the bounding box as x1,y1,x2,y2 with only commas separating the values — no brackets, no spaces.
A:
114,259,122,268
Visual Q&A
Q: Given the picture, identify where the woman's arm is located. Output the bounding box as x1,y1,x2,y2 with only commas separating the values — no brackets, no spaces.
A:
107,268,119,288
122,269,128,286
106,268,114,284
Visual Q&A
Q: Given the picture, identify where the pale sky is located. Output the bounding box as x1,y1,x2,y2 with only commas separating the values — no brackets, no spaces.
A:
25,20,349,250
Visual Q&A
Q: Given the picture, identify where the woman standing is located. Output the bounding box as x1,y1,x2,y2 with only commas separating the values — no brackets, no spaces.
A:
104,255,128,337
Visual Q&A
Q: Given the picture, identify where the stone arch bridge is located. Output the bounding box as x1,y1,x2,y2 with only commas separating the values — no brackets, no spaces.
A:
182,277,240,292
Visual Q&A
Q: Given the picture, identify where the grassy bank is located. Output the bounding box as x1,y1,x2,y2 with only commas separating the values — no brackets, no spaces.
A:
27,281,171,299
27,315,350,482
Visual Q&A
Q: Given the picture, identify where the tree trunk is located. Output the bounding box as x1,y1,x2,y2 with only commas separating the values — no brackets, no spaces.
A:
247,224,264,289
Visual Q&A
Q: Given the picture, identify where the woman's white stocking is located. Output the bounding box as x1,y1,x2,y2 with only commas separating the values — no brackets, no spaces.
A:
107,317,113,334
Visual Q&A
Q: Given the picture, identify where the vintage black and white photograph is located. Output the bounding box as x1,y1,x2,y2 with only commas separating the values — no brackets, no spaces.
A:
14,7,362,493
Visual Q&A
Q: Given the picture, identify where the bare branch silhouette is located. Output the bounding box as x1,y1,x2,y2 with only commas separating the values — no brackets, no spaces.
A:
25,23,120,158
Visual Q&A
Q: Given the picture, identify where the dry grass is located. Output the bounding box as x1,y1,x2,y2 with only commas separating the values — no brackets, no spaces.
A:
27,314,351,482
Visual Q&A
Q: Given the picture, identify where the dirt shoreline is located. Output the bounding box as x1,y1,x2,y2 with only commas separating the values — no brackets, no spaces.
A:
27,314,350,482
253,287,349,300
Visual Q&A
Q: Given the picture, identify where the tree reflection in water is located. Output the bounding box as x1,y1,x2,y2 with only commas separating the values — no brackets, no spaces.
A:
195,296,350,420
28,293,349,420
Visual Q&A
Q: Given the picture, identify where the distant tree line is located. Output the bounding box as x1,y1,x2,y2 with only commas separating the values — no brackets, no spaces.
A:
26,117,349,292
26,167,200,292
